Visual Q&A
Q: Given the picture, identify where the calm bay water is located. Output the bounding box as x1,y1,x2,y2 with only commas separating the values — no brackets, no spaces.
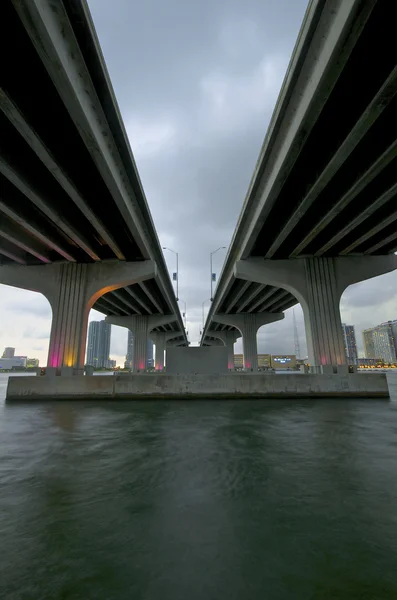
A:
1,373,397,599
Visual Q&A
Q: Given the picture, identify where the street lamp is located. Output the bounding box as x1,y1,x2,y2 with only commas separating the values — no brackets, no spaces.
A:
202,298,211,330
210,246,226,300
163,247,179,300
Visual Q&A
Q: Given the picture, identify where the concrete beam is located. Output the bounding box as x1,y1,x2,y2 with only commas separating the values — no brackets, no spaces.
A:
0,157,100,261
322,182,397,255
0,197,76,261
0,89,125,260
11,0,151,259
267,66,397,258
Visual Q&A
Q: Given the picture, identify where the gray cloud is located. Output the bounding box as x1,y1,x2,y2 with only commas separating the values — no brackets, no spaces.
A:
5,298,51,318
23,326,50,339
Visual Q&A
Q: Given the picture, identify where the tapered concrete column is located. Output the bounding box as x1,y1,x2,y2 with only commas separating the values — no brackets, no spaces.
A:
105,314,176,372
150,331,182,371
0,260,156,373
213,313,284,371
235,255,397,371
206,329,240,369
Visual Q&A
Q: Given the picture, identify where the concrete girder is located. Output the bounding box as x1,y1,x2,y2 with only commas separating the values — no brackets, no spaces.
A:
0,89,125,260
0,157,100,261
0,198,76,262
11,0,151,259
0,213,51,263
267,65,397,258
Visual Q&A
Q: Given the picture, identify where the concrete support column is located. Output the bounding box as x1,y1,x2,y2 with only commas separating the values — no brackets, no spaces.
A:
235,255,397,371
207,329,240,369
153,332,166,371
150,331,183,371
106,314,177,372
212,312,284,371
241,314,259,371
0,260,156,373
302,259,345,371
46,264,90,373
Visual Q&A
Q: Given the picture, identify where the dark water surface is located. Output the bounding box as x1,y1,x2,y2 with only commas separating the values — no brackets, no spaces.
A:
1,374,397,599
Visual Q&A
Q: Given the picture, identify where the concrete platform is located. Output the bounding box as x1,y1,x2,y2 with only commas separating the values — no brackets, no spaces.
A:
6,373,390,401
386,372,397,401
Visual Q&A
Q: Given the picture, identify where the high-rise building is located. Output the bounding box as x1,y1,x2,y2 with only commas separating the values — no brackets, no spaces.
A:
363,321,397,363
342,324,358,364
2,347,15,358
86,321,112,368
124,331,153,369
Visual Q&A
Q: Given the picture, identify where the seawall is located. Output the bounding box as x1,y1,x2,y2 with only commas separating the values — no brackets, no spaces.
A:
6,372,390,401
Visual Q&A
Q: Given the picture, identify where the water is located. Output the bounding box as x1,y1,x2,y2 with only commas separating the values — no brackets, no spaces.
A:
1,373,397,599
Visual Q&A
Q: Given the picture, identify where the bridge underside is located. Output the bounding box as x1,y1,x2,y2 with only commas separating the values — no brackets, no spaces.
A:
0,0,183,341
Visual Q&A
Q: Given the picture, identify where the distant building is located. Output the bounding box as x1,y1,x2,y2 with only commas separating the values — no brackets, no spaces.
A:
124,331,154,369
0,357,27,370
271,355,297,370
86,321,112,368
342,324,358,364
107,359,116,369
26,358,39,368
233,354,296,369
363,321,397,363
2,347,15,358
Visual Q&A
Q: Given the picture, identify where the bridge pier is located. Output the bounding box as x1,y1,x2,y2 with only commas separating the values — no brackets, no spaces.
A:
105,314,176,372
235,255,397,372
0,261,156,374
206,329,240,369
213,313,284,370
150,332,183,371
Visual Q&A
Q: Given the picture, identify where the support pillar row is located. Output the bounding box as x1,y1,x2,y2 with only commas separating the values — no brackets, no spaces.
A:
212,313,284,371
106,314,178,372
235,255,397,371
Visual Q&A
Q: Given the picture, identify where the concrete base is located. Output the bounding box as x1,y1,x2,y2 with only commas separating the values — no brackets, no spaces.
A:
386,372,397,401
6,373,389,401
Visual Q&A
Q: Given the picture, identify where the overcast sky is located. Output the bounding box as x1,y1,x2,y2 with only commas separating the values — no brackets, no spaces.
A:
1,0,396,365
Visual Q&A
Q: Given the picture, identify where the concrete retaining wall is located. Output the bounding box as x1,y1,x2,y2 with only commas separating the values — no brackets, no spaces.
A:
6,373,389,400
166,347,228,374
386,372,397,401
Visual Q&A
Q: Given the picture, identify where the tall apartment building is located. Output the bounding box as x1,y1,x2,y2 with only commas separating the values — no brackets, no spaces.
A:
86,321,112,368
342,324,358,364
363,321,397,363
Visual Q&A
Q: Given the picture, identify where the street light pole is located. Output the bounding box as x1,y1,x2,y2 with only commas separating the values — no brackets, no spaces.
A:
162,247,179,300
202,298,211,330
210,246,226,301
179,299,187,329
